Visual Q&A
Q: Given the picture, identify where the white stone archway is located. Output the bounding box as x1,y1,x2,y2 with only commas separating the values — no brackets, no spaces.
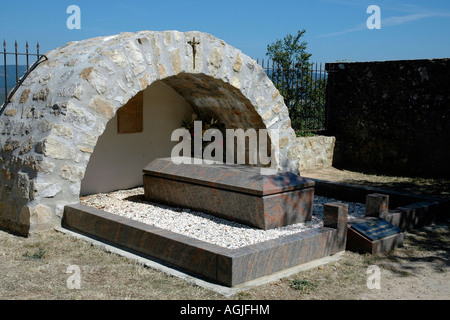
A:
0,30,297,235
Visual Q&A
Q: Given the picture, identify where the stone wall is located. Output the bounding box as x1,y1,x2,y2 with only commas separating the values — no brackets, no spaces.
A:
289,136,336,172
325,58,450,178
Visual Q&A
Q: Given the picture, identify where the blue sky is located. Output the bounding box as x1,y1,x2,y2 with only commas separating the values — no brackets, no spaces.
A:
1,0,449,64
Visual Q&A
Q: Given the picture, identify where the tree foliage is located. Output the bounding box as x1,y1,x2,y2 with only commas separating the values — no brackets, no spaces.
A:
266,30,326,133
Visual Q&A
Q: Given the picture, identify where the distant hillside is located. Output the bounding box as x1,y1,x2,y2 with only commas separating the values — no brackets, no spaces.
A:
0,65,28,95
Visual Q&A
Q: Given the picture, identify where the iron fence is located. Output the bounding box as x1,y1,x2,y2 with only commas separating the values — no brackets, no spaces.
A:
1,40,46,110
257,59,328,134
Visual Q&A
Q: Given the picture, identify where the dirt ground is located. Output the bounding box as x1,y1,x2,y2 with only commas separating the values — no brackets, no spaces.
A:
0,167,448,301
0,221,448,301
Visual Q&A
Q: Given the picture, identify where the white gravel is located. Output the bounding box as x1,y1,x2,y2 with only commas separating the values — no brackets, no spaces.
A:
80,187,366,249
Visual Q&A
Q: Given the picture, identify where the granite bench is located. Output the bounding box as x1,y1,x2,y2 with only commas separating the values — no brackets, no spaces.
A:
143,158,315,230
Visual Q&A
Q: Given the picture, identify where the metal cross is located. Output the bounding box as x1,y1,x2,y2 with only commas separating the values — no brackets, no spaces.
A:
187,37,200,69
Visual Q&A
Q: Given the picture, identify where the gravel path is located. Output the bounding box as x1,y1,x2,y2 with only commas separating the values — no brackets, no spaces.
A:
80,187,366,249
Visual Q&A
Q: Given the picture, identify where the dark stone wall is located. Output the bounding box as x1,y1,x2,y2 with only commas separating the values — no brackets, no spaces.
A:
325,58,450,178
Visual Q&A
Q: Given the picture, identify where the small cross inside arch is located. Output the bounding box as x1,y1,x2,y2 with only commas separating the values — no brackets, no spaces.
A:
187,37,200,69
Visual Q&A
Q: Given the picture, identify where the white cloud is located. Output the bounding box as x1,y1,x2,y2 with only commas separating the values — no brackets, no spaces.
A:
316,5,450,38
382,12,450,27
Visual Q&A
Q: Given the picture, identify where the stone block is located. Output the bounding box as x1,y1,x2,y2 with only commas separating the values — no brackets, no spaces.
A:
32,87,50,101
143,158,315,230
323,202,348,251
366,193,389,219
346,217,404,254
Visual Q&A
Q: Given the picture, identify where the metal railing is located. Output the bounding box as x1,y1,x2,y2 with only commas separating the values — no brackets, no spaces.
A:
1,40,47,113
257,59,328,134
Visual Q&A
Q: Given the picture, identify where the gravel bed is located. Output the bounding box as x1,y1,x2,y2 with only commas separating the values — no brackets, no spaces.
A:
80,187,366,249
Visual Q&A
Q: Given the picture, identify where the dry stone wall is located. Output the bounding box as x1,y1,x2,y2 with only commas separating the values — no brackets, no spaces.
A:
289,136,336,171
326,58,450,178
0,30,298,235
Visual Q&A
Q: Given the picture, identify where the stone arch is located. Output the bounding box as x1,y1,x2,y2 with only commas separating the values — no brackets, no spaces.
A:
0,30,297,235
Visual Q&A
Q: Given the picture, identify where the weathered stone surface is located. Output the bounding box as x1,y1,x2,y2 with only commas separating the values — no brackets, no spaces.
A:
326,58,450,178
262,109,272,120
32,87,51,101
31,181,62,199
21,107,44,119
39,73,55,84
29,204,52,225
57,83,83,100
231,77,240,89
14,172,30,200
77,145,93,154
19,89,31,103
150,36,161,56
157,63,167,78
23,155,55,173
12,122,31,136
289,136,336,171
64,102,96,130
19,136,34,155
60,165,86,182
41,135,75,160
279,136,290,149
82,133,97,146
37,120,53,132
101,50,127,67
233,54,243,72
2,138,21,152
88,96,115,119
80,67,107,94
4,109,18,117
208,47,223,76
170,48,182,74
52,124,73,139
65,59,80,67
1,168,14,181
138,72,150,89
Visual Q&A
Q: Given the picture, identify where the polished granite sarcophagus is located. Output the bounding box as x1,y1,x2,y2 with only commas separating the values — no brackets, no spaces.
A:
143,158,315,230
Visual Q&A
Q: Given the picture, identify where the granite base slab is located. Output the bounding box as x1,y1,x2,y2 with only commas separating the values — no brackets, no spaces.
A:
62,204,343,287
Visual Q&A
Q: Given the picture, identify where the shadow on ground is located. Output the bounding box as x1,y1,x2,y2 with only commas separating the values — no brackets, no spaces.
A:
369,221,450,277
302,167,450,199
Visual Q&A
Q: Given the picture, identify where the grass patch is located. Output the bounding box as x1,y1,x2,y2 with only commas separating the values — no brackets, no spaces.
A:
23,248,46,260
289,278,318,292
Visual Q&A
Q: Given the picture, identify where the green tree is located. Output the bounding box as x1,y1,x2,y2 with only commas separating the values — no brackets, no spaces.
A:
266,30,326,133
